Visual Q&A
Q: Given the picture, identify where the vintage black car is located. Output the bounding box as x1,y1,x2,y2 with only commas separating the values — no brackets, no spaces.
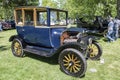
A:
1,21,12,30
77,16,109,36
9,6,102,77
1,20,16,30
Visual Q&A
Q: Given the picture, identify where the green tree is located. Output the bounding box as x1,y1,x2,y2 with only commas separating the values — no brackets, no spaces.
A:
117,0,120,18
0,0,38,19
63,0,117,18
42,0,58,8
0,0,119,20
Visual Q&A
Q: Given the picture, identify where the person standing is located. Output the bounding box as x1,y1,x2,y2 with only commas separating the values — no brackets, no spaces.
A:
0,20,3,31
113,17,120,40
106,17,115,42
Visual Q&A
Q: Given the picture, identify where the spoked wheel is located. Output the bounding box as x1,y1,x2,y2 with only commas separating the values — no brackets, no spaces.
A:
103,29,108,37
87,42,102,60
11,38,24,57
59,48,87,77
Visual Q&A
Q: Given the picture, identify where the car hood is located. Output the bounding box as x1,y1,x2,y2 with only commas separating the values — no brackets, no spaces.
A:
64,27,87,33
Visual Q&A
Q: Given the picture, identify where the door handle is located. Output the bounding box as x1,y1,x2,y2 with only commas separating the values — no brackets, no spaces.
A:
22,29,25,31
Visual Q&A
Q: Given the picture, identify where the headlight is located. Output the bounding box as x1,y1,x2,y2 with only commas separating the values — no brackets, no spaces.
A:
80,40,84,44
88,38,92,45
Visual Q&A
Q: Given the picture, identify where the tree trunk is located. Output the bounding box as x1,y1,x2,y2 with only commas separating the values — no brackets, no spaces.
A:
117,0,120,19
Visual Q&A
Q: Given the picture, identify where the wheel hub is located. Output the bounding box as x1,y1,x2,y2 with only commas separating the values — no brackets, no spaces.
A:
88,48,93,53
69,61,74,66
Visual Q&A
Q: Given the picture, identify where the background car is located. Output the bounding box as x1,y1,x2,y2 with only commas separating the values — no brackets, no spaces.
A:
76,16,109,36
1,21,11,30
7,20,16,29
2,20,15,30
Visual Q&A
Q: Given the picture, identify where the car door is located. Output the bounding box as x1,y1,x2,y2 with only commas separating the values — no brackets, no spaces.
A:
17,25,53,48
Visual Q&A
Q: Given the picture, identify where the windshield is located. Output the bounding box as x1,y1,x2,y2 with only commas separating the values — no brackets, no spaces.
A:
50,11,67,26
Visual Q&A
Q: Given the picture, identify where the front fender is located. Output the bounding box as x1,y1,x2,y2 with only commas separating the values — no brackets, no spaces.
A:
92,39,98,43
77,35,99,47
55,42,87,56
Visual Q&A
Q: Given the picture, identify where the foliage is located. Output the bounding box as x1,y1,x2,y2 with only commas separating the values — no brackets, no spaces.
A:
0,0,120,19
42,0,57,8
117,0,120,18
0,0,38,19
63,0,117,18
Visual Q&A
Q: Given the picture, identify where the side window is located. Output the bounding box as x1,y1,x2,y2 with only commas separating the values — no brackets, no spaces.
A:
24,10,34,26
36,11,47,26
50,11,57,25
16,10,23,26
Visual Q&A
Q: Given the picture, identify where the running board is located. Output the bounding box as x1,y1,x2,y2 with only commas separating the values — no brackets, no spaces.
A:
23,46,55,57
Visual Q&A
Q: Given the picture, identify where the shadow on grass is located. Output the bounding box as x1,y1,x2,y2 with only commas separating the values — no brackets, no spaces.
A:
90,33,103,37
88,33,103,39
0,36,4,38
25,52,58,65
0,46,10,51
103,38,108,42
90,33,110,42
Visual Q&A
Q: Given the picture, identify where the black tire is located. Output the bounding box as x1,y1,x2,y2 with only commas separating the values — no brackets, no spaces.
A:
87,42,102,60
11,38,24,57
59,48,87,77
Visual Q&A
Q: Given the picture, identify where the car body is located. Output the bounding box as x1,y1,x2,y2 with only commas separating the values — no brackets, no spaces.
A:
9,6,102,77
7,20,16,28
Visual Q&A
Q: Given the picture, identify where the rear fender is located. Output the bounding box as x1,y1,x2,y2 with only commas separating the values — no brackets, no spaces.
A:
9,35,19,42
9,35,26,48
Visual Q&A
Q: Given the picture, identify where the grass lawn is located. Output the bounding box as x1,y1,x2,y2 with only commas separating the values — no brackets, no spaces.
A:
0,30,120,80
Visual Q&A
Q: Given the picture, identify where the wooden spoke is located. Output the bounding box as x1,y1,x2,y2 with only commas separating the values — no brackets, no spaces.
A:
73,57,77,61
71,54,74,60
66,65,70,70
74,60,80,64
63,59,69,63
63,63,69,66
64,56,69,61
74,65,80,71
73,66,77,73
75,63,81,67
67,54,71,60
70,66,73,72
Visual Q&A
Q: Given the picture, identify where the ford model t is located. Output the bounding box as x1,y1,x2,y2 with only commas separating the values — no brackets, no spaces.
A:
9,6,102,77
